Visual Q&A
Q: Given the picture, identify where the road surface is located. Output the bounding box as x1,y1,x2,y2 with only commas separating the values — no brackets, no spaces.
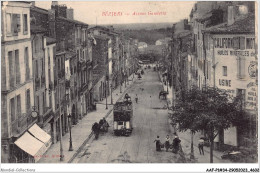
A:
74,68,183,163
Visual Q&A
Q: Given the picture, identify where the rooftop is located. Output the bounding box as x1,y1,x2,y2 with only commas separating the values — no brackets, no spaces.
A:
203,13,255,34
30,25,48,34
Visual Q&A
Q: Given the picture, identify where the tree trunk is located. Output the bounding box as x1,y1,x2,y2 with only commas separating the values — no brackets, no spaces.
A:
190,130,195,160
210,130,214,163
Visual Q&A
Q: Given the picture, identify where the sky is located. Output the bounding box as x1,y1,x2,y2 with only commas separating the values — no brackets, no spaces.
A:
35,1,195,25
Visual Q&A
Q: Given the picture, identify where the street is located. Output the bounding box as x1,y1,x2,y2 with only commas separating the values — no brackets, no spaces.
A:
74,68,182,163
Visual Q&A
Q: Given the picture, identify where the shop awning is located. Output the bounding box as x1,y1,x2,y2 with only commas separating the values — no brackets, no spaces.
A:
14,132,47,161
29,124,51,147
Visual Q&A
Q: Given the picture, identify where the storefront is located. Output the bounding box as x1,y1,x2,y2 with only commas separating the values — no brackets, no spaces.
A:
10,124,51,163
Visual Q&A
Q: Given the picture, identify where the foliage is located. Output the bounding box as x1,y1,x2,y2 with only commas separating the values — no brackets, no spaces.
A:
172,87,249,138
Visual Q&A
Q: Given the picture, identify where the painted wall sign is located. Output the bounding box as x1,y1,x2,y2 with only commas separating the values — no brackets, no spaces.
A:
246,82,257,111
217,50,254,56
248,61,257,78
219,79,231,87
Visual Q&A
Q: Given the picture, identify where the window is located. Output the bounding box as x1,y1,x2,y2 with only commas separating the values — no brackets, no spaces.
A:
246,38,255,49
23,14,28,33
26,89,31,113
10,98,15,122
15,50,20,85
16,95,21,118
12,14,21,34
25,47,30,80
8,51,14,88
222,66,227,76
6,13,12,34
233,37,245,50
237,57,245,79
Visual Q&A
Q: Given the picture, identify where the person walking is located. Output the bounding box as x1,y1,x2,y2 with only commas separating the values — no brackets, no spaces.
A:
154,136,161,151
172,135,181,154
198,137,205,155
135,94,138,103
165,135,170,152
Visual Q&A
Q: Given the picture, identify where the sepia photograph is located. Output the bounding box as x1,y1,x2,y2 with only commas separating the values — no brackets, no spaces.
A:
0,0,259,172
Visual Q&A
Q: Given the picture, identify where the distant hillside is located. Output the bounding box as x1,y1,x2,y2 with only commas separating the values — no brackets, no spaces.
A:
121,28,172,45
89,23,173,45
107,23,174,30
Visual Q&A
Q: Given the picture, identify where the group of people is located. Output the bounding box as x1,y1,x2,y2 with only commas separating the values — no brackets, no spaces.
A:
92,117,109,139
124,93,139,104
154,133,181,153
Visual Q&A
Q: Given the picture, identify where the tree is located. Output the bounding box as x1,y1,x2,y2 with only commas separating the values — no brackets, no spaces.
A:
171,87,248,163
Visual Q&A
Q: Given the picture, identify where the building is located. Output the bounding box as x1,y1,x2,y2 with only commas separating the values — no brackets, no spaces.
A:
204,11,257,148
1,1,52,163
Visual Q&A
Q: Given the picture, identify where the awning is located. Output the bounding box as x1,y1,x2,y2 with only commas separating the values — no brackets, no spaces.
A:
14,132,47,162
29,124,52,148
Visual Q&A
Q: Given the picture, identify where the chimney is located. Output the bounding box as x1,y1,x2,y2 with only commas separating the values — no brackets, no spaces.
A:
31,1,35,6
227,6,235,26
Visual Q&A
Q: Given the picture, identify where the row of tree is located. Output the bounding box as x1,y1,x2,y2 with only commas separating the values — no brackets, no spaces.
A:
170,87,249,163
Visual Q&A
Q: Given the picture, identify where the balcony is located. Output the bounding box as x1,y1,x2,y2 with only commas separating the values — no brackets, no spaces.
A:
11,113,37,136
42,107,53,123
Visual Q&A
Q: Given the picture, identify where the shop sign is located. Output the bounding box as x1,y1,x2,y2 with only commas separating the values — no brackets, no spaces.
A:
219,79,231,87
245,82,257,111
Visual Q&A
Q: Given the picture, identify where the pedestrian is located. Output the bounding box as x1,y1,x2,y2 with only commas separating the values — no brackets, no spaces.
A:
165,135,170,152
172,135,181,154
154,136,161,151
198,137,205,155
135,94,138,103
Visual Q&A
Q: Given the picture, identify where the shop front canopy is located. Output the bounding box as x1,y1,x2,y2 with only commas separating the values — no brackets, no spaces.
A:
14,132,47,162
28,124,51,147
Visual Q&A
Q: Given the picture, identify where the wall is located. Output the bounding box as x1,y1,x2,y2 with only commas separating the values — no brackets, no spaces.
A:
2,2,31,42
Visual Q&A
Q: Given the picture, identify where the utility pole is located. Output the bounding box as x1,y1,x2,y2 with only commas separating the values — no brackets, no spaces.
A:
105,80,108,109
110,84,113,104
59,80,64,161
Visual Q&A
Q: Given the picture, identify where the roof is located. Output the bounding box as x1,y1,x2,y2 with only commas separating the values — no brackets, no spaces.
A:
30,25,48,34
58,16,88,27
203,13,255,34
30,6,49,14
45,37,56,45
177,30,192,38
94,35,111,41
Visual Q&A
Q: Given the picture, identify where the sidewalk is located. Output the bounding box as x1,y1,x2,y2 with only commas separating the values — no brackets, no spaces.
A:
178,130,231,163
157,70,230,163
38,75,137,163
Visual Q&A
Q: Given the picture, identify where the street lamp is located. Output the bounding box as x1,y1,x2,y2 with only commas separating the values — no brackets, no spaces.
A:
58,80,64,161
67,114,73,151
105,81,108,109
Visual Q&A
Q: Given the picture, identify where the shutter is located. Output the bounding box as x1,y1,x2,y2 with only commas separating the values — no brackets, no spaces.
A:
16,95,21,118
12,14,18,33
8,51,14,88
15,49,20,84
240,37,245,50
233,37,239,50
